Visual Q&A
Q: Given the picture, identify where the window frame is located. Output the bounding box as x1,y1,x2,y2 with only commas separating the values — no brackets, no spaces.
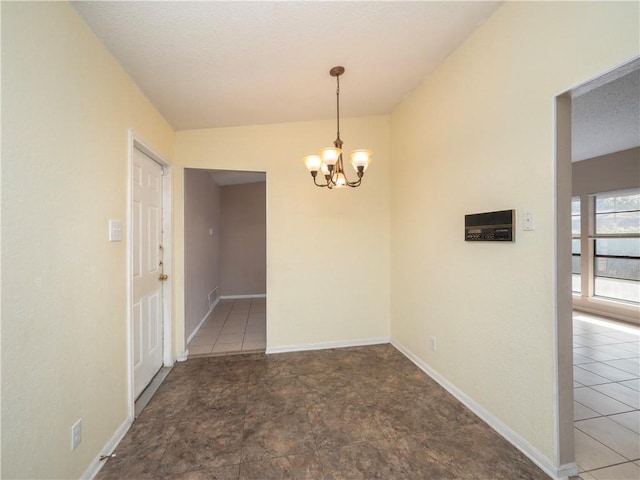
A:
571,196,581,293
572,188,640,322
591,188,640,303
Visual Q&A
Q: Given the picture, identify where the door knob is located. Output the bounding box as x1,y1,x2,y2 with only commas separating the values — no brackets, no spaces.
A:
159,274,168,281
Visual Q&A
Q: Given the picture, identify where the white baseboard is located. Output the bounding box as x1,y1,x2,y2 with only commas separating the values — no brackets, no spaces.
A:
573,303,640,327
556,462,579,480
220,294,266,300
391,339,577,480
85,338,574,480
266,337,390,354
186,298,220,345
82,417,132,479
208,286,219,308
176,349,188,362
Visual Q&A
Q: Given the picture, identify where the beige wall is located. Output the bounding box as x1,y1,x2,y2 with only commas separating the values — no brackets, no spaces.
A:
390,0,639,472
184,169,221,338
220,182,266,297
3,1,639,478
174,116,392,351
1,2,175,479
572,147,640,323
573,147,640,195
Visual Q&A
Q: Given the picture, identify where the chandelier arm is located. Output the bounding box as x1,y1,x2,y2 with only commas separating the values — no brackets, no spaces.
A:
326,169,336,188
336,154,361,186
313,176,329,188
335,155,349,187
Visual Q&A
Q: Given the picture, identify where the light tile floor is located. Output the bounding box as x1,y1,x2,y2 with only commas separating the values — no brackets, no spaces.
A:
187,298,266,356
573,312,640,480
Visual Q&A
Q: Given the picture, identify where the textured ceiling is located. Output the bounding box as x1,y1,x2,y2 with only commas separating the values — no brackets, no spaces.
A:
572,68,640,162
72,1,639,165
72,1,502,130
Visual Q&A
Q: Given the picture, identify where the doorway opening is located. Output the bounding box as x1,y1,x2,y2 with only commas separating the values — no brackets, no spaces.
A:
556,58,639,478
183,168,267,357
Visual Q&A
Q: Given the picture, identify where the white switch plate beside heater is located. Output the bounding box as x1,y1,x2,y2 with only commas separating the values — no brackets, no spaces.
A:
109,219,123,242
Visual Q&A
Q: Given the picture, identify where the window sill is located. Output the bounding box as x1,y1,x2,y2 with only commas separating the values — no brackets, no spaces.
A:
573,294,639,326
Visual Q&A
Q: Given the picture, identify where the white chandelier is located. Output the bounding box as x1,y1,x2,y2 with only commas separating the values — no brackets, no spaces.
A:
302,66,372,189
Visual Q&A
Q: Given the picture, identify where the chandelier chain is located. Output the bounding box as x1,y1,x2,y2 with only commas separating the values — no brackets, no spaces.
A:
335,74,341,145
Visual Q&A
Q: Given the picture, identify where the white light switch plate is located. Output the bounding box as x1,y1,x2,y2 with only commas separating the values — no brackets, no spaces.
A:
109,219,122,242
522,212,534,231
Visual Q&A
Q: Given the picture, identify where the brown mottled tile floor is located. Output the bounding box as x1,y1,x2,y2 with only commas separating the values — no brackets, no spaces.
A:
96,344,551,480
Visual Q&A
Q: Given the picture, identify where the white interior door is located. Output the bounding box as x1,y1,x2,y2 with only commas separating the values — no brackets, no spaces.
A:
132,147,164,399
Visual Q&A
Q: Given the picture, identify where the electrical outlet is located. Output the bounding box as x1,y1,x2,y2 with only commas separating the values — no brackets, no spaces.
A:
430,336,438,352
71,419,82,451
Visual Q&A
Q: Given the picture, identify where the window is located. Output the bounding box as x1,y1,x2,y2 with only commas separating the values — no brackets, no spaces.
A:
571,197,581,293
592,189,640,303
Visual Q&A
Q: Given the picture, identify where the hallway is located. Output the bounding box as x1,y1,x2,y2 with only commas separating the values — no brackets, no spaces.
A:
573,312,640,479
187,298,266,356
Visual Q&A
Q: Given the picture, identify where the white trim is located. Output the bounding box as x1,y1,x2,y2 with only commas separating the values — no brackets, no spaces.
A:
391,339,578,480
126,130,173,421
555,56,640,98
186,297,220,344
176,349,189,362
266,337,389,355
220,294,267,300
573,297,640,326
81,417,132,480
161,164,173,368
553,94,574,474
552,96,561,473
556,462,580,480
552,96,561,474
208,286,219,308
